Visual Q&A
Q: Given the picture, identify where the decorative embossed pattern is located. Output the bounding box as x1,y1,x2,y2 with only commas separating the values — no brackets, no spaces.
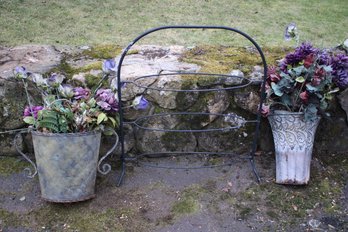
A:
268,111,320,151
268,111,321,184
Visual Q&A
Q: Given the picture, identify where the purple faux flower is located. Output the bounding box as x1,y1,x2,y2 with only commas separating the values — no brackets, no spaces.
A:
102,59,117,73
132,95,149,110
284,42,317,66
95,88,119,112
73,87,91,100
284,22,298,41
318,51,331,65
47,73,65,87
23,106,44,119
14,66,28,79
330,53,348,89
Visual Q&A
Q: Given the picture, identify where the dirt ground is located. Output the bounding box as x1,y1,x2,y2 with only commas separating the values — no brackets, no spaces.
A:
0,151,347,232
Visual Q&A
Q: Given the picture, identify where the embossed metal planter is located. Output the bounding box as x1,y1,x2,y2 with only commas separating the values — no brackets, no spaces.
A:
268,111,321,185
16,130,118,203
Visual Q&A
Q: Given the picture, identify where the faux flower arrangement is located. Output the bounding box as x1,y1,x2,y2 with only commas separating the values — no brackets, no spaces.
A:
262,25,348,121
14,59,148,134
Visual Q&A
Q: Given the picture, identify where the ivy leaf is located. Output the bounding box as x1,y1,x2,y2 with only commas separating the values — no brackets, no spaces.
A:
295,76,305,83
23,116,35,125
97,113,107,125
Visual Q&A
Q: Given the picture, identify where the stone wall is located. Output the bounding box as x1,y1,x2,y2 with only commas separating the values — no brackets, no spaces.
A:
1,45,348,157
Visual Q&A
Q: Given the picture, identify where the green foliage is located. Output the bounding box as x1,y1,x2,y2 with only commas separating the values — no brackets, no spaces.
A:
38,109,69,133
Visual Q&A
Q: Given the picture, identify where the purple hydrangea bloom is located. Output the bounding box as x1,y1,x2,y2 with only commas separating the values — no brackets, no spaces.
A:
23,106,44,119
102,59,117,73
132,95,149,110
318,51,331,65
73,87,91,100
285,42,317,66
330,53,348,89
95,88,119,112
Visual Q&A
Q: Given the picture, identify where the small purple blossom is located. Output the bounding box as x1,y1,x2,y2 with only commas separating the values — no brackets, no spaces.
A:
14,66,28,79
102,59,117,73
95,88,119,112
23,106,44,119
132,95,149,110
73,87,91,100
284,23,298,41
47,73,65,87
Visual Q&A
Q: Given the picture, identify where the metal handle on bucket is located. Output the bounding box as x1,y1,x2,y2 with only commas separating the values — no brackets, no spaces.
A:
97,129,119,175
14,131,38,178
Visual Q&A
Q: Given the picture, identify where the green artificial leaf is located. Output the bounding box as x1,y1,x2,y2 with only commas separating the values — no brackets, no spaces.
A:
306,83,318,92
328,88,339,94
23,116,35,125
281,94,292,107
295,76,305,83
103,129,114,136
108,116,117,127
322,65,333,72
280,72,291,79
304,104,318,122
271,82,284,96
97,113,107,125
43,95,56,105
293,65,305,76
320,100,328,110
87,98,96,107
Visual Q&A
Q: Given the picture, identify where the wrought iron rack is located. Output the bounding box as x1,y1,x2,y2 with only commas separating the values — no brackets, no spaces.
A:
116,26,267,186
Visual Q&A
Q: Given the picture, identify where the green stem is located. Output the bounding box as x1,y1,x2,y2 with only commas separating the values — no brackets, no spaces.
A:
22,79,38,129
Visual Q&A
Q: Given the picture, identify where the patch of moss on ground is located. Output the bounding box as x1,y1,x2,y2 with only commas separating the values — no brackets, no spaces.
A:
0,208,27,228
0,157,30,176
171,184,204,217
26,204,136,232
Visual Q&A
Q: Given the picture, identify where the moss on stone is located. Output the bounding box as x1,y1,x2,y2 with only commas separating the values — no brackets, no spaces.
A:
82,44,123,59
180,45,291,75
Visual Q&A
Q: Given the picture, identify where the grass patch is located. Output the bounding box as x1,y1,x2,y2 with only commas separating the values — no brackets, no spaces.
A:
0,0,346,47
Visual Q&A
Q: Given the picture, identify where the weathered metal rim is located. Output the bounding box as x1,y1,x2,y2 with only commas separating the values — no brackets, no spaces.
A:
31,130,101,137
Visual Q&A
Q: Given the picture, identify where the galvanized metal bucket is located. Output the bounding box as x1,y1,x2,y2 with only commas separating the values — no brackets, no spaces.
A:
268,110,320,185
15,130,118,203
